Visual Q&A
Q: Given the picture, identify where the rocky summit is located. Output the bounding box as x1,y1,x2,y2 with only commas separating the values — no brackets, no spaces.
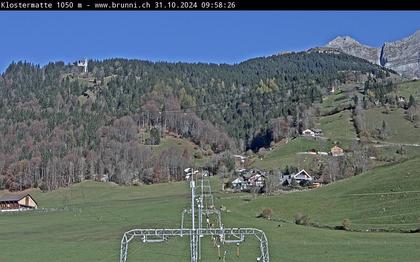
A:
325,30,420,79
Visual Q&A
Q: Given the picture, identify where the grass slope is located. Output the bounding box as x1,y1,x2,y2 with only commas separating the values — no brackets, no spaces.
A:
365,108,419,144
251,137,332,171
232,157,420,231
395,80,420,100
1,162,420,261
320,110,357,147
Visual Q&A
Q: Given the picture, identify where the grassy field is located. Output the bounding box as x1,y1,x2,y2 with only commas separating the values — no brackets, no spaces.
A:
395,80,420,100
230,157,420,232
320,110,357,147
319,84,360,115
1,165,420,262
364,108,419,144
251,137,333,171
146,136,209,167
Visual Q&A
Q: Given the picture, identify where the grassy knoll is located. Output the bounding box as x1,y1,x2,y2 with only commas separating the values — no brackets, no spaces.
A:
364,108,419,144
251,137,333,171
395,80,420,100
144,136,209,166
319,84,360,115
1,169,420,261
228,157,420,232
320,109,357,147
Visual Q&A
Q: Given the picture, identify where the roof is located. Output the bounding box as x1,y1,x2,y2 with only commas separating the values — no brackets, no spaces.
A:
292,169,312,179
0,194,36,204
232,177,244,183
331,145,343,151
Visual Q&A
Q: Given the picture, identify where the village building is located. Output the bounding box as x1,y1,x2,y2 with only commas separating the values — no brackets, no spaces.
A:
0,194,38,211
230,169,267,191
281,169,313,186
302,128,323,137
302,129,315,137
248,173,266,188
231,177,247,190
330,145,344,156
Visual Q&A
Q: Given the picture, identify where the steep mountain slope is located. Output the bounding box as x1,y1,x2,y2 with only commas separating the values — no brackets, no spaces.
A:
326,30,420,79
381,30,420,79
0,53,391,190
326,36,379,64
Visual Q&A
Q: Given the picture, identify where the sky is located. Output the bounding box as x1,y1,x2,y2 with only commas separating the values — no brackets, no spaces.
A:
1,11,420,72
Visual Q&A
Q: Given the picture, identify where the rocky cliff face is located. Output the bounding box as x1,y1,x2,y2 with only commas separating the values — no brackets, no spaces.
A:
325,30,420,79
326,36,380,65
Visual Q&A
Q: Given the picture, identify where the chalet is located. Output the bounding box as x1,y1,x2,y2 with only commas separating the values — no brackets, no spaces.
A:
292,169,313,183
0,194,38,211
248,173,266,188
302,129,315,137
230,169,267,191
281,169,313,186
232,177,247,190
302,129,323,137
330,145,344,156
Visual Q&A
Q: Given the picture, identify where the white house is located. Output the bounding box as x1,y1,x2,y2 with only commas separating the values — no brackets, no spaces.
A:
248,173,266,187
232,177,247,190
302,129,315,137
282,169,313,186
302,129,323,137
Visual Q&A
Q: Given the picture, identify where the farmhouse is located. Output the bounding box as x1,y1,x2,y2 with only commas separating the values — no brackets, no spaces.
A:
302,128,323,137
330,145,344,156
0,194,38,211
302,129,315,137
232,177,247,190
230,169,268,191
248,173,266,188
281,169,313,186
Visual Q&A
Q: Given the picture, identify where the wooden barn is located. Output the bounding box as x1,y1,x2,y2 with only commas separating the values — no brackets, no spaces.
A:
0,194,38,211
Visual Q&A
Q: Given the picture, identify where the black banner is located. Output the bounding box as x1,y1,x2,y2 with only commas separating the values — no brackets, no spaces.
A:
0,0,418,10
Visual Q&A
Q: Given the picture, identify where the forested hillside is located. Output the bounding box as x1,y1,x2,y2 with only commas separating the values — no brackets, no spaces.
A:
0,52,392,191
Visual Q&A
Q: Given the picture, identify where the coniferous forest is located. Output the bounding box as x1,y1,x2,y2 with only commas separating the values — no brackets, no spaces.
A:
0,52,393,191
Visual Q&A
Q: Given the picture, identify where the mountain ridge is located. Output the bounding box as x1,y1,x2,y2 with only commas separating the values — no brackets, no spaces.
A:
324,30,420,79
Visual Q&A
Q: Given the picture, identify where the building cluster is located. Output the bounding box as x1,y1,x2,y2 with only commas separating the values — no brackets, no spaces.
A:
230,168,322,193
280,169,321,188
231,169,268,191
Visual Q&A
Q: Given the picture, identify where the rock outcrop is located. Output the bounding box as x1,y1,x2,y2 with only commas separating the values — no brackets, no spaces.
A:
326,36,380,65
325,30,420,79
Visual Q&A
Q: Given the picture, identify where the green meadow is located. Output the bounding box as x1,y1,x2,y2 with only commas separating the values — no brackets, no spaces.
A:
2,157,420,262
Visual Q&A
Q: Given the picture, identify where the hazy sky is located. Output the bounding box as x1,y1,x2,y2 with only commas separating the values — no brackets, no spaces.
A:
1,11,420,72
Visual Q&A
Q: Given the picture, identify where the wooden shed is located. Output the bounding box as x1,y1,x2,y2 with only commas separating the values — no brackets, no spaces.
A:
0,194,38,211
